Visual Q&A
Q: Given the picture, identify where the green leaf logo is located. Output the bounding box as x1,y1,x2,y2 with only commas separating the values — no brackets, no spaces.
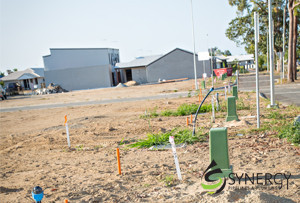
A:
201,160,226,194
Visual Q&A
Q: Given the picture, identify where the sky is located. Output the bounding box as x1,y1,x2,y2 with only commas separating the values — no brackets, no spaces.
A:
0,0,246,73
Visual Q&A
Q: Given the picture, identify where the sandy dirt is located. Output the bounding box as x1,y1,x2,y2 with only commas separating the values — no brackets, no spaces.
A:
0,79,299,202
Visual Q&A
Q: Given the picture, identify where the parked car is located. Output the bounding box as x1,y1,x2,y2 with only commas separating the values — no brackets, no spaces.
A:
6,82,21,95
0,86,7,100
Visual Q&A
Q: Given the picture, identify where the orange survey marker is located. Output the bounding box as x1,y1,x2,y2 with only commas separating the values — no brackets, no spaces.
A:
186,117,189,126
191,114,193,124
116,148,122,175
64,200,68,203
64,115,68,126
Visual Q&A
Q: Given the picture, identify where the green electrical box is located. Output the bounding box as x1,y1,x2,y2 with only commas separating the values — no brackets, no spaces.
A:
209,127,232,179
226,96,239,122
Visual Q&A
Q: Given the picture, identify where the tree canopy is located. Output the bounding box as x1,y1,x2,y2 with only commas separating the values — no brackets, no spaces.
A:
226,0,288,55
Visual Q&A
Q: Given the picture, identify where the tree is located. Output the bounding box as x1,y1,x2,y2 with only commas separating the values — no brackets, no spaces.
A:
0,72,4,77
227,0,299,82
223,50,232,56
288,0,299,81
13,68,18,72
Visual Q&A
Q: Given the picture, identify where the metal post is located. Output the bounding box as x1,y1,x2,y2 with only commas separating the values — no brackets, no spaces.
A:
268,0,275,107
190,0,198,90
212,95,215,123
282,7,286,79
236,69,239,91
267,28,269,72
254,12,260,128
210,48,214,87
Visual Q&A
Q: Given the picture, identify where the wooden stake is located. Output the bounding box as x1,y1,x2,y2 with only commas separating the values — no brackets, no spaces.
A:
116,148,122,175
190,114,193,124
186,117,189,126
64,200,68,203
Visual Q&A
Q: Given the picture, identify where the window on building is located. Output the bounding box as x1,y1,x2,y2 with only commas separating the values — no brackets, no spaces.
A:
35,78,38,84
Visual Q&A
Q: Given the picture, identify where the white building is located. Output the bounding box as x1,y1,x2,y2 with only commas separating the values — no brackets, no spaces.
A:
0,68,45,90
43,48,119,91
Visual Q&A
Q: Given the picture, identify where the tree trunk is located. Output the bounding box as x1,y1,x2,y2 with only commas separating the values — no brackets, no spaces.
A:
288,1,294,82
292,12,298,80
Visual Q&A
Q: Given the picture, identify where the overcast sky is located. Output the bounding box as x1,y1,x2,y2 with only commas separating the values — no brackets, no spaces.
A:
0,0,246,73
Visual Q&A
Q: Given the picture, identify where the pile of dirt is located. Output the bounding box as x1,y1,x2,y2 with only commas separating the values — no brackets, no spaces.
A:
47,83,69,93
125,80,138,86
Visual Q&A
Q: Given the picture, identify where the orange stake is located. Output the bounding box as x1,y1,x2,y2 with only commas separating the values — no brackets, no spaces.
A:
116,148,122,175
191,114,193,124
186,117,189,126
64,200,68,203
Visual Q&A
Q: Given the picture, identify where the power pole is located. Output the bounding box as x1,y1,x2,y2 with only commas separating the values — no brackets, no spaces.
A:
190,0,198,90
268,0,276,107
254,12,260,128
282,7,286,79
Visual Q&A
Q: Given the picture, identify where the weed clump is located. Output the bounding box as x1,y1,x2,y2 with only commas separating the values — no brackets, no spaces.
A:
128,128,207,148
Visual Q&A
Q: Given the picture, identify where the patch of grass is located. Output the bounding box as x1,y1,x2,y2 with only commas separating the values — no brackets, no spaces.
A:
236,98,250,110
75,144,84,151
187,90,192,98
160,103,214,117
140,107,159,119
267,111,284,119
278,122,300,145
163,175,175,187
128,128,207,148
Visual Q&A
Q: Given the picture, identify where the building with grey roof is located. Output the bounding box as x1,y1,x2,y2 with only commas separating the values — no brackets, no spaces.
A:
0,68,45,90
115,48,211,84
43,48,119,91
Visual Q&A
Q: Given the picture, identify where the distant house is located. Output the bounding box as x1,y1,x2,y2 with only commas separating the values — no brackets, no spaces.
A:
215,54,254,69
43,48,119,91
0,68,45,90
115,48,211,84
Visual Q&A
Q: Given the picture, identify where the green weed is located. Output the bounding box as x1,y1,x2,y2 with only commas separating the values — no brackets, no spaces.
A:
75,145,84,151
128,128,207,148
163,175,175,187
278,122,300,145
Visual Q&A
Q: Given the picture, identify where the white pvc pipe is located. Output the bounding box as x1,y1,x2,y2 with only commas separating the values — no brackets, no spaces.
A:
65,123,71,148
169,136,182,180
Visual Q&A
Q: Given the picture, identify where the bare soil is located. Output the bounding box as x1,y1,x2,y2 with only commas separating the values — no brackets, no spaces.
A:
0,79,299,202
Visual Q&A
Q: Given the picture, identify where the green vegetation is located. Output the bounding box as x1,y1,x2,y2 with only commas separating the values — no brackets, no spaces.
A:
236,98,250,110
75,144,84,151
128,128,207,148
143,103,219,118
163,175,175,187
278,122,300,145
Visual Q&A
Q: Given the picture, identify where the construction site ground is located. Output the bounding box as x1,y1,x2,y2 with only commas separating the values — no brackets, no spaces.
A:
0,79,299,202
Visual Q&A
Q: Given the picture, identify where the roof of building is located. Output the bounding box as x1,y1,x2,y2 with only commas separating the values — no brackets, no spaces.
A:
226,54,254,62
115,48,205,69
116,55,163,69
0,68,44,81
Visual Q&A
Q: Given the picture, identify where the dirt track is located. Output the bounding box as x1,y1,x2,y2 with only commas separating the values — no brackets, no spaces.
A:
0,79,299,202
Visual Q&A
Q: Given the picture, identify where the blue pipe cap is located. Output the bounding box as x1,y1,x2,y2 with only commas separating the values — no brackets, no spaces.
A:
32,186,44,202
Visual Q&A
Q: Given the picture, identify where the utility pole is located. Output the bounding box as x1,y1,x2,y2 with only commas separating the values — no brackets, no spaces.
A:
211,48,214,88
268,0,276,107
282,7,286,79
190,0,198,90
267,28,269,72
254,12,260,128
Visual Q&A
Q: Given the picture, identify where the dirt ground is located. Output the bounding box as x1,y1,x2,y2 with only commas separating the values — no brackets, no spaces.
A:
0,79,299,202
